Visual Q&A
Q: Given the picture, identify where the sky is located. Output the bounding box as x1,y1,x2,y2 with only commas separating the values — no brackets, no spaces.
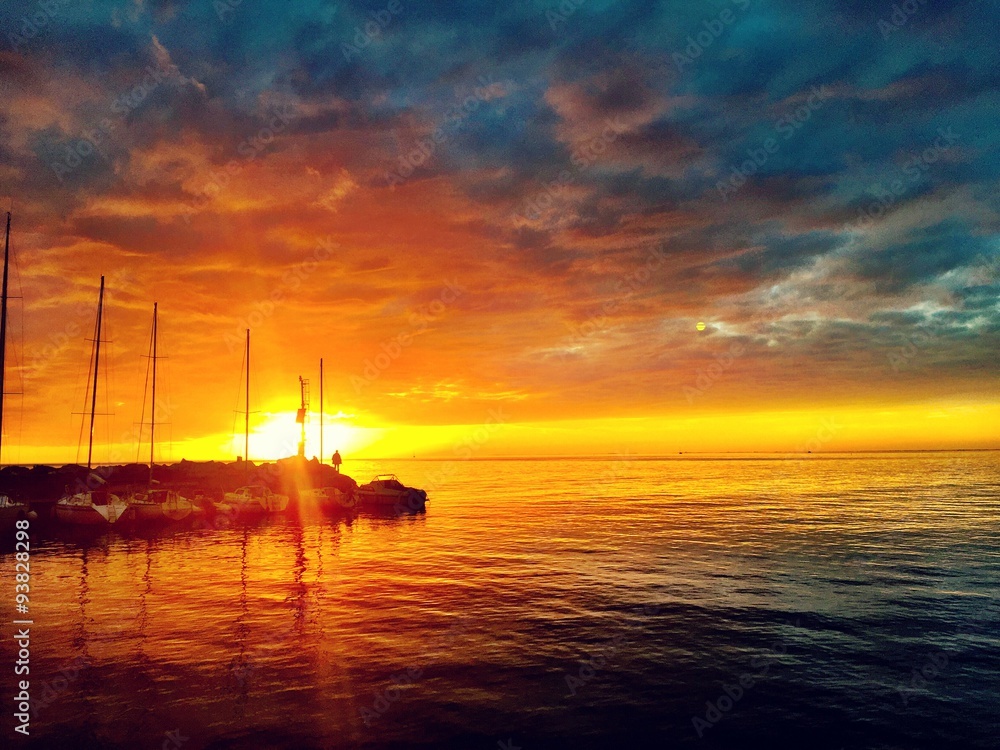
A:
0,0,997,463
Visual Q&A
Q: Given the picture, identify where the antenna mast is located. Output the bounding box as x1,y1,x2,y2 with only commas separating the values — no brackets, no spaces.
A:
296,375,309,458
245,329,250,464
319,359,324,464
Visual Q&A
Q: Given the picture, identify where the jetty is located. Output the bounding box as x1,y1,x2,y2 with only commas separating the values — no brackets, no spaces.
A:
0,457,358,521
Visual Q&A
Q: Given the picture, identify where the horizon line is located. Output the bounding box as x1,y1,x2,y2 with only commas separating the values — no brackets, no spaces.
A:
2,447,997,468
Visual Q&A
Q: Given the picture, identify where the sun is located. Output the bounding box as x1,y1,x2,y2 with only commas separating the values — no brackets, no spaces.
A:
237,411,365,461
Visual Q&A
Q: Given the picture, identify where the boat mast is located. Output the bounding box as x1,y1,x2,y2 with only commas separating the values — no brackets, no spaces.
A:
149,302,157,484
88,276,105,470
0,212,9,464
319,358,323,465
245,328,250,465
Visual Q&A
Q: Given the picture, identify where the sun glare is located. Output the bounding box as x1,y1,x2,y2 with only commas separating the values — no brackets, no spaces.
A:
235,411,369,461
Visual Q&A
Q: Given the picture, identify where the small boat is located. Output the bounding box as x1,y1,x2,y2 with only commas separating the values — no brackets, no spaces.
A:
301,486,356,511
124,304,196,524
55,489,128,526
126,488,195,523
0,495,36,528
355,474,427,511
223,485,289,514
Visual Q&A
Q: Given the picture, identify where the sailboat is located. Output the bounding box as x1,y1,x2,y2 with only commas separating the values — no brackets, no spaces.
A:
0,212,36,529
222,329,289,515
55,276,128,526
125,303,194,523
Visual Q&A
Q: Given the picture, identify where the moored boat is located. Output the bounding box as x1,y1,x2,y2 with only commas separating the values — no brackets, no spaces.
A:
301,486,356,511
124,304,195,525
126,488,195,523
223,485,289,514
355,474,427,511
0,495,36,529
55,490,128,525
57,276,125,526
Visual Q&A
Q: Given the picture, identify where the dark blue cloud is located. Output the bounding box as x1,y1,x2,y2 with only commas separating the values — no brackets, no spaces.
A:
2,0,998,380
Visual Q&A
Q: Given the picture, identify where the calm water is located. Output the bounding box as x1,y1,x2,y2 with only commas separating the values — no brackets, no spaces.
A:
2,453,999,749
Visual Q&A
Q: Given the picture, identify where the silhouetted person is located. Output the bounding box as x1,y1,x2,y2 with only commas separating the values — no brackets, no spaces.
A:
332,450,342,473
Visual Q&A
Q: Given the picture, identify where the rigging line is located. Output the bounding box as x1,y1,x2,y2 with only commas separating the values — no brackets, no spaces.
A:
102,305,112,466
12,233,24,466
101,292,118,468
130,303,146,464
231,336,247,458
137,311,154,465
76,293,101,465
159,315,173,465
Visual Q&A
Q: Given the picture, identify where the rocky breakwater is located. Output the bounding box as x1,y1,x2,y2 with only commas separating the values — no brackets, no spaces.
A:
0,457,357,518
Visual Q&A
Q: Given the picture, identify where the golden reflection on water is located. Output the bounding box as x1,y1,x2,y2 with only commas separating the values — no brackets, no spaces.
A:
2,452,998,748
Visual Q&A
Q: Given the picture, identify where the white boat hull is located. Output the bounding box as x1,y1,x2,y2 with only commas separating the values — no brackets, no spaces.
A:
223,486,289,515
355,477,427,511
301,487,356,511
127,498,194,523
55,496,127,525
0,504,35,529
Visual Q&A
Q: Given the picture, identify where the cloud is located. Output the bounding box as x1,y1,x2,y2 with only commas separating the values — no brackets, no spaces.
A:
0,0,997,455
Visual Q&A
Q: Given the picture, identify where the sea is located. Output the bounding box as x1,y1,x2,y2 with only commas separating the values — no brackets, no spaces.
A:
2,452,998,749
